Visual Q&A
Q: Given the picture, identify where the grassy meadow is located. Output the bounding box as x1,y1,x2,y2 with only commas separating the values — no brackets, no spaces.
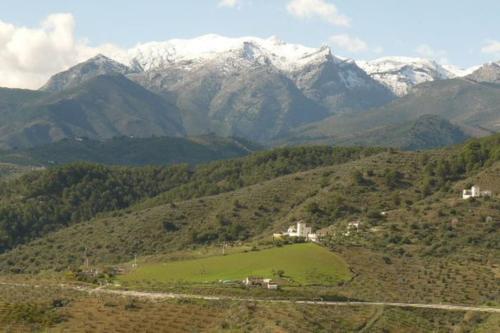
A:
119,243,351,285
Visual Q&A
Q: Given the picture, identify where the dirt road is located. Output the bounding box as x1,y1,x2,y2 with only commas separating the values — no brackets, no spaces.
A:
2,281,500,314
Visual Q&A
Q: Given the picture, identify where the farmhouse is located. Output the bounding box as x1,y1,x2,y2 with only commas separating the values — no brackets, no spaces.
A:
462,185,492,199
243,276,265,286
344,220,362,236
243,277,279,289
273,221,318,242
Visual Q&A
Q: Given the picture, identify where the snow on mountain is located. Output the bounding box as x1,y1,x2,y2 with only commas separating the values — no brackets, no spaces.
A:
41,35,486,101
442,64,479,78
41,54,132,92
466,61,500,83
357,57,466,96
126,34,337,73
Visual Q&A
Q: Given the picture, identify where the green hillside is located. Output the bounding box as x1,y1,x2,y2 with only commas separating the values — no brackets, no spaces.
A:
120,243,351,285
0,135,498,306
282,114,475,150
336,115,470,150
0,146,379,253
0,135,261,167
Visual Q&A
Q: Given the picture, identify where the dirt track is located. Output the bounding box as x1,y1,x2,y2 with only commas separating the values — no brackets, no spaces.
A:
2,281,500,314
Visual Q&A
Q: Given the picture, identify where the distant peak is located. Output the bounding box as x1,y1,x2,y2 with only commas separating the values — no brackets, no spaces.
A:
358,56,459,96
87,54,113,62
91,53,109,59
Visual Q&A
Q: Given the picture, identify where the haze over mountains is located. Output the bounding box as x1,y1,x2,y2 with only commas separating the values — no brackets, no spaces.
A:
0,34,499,150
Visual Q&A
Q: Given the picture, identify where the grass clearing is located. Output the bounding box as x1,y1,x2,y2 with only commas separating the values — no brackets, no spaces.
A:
119,243,351,285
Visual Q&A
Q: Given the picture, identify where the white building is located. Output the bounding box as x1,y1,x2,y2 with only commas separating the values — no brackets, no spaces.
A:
462,185,492,199
243,277,279,289
344,220,362,237
348,221,361,230
274,221,318,242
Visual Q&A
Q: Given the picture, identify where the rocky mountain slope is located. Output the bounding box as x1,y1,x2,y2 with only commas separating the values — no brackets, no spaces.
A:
0,34,497,148
0,75,185,149
41,55,134,93
128,35,395,114
37,35,395,142
467,61,500,84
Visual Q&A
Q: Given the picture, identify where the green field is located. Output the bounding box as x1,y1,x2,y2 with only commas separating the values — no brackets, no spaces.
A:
119,243,351,285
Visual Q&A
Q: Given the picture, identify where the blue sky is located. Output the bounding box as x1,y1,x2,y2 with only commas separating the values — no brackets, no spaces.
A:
0,0,499,88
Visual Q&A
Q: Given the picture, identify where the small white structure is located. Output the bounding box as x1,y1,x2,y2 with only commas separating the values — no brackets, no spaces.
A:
243,277,279,289
345,221,362,236
267,283,279,290
274,221,318,242
462,185,492,199
348,221,361,230
243,276,264,286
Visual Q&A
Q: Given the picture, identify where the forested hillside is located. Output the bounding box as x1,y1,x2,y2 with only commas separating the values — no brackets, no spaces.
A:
0,146,381,253
0,135,498,277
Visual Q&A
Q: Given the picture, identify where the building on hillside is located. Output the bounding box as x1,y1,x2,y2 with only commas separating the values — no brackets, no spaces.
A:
273,221,318,242
462,185,492,199
344,220,362,236
243,276,264,286
243,277,279,289
348,221,361,230
267,283,279,290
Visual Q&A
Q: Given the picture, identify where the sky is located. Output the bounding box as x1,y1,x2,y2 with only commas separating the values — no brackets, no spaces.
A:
0,0,499,89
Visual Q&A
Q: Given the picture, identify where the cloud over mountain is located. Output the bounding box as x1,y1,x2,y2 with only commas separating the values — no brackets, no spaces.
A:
481,39,500,57
329,34,368,53
0,13,124,89
287,0,350,27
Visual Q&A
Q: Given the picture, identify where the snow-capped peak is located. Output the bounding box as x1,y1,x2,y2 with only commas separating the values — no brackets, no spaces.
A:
357,57,463,96
442,64,479,77
126,34,335,72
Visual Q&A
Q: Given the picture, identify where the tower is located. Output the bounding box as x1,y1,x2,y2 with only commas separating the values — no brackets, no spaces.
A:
297,221,305,237
471,185,480,197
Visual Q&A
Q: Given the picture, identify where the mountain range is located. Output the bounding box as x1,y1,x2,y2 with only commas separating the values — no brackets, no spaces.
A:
0,34,499,150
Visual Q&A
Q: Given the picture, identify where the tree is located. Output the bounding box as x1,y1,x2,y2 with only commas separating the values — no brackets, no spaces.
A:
351,170,365,185
384,169,402,189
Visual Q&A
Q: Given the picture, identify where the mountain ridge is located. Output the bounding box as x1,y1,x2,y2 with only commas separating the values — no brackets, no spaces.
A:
0,135,261,167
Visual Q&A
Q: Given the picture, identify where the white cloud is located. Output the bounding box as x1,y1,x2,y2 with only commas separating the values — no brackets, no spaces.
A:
329,34,368,53
415,44,449,64
218,0,241,8
0,13,125,89
287,0,350,27
481,39,500,57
